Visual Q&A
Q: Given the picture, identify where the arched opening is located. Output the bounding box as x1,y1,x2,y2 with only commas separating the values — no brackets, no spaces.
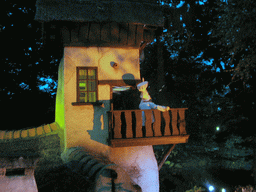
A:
112,86,140,110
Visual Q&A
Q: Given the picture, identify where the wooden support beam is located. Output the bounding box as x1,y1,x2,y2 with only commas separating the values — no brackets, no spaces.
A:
158,144,176,171
61,26,71,44
89,23,101,42
110,22,119,43
79,23,89,42
71,24,80,43
136,25,144,46
127,24,136,46
119,23,128,45
101,23,110,42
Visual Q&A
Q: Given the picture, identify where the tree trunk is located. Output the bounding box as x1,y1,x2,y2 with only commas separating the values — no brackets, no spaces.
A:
156,35,167,105
253,136,256,188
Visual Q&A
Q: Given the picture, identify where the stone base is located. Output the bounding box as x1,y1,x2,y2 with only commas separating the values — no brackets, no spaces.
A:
0,175,38,192
0,156,39,192
109,145,159,192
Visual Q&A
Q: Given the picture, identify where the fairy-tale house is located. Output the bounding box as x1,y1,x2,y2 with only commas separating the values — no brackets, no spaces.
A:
0,0,189,191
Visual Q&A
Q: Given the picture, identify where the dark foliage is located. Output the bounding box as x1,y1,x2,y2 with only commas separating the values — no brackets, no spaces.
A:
35,165,93,192
0,0,61,129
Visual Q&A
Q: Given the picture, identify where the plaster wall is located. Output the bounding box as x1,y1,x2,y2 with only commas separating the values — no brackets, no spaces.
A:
64,47,140,81
55,58,66,151
56,47,159,191
95,165,142,192
61,47,140,156
109,146,159,192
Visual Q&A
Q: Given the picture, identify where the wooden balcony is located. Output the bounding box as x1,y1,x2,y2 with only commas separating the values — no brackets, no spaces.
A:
108,108,189,147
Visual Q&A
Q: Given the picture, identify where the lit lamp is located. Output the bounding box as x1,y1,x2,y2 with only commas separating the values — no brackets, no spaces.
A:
209,185,215,191
110,61,119,69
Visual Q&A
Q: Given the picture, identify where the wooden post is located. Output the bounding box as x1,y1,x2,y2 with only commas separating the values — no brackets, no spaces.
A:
178,109,187,135
110,22,119,43
135,111,143,138
163,111,171,136
153,110,162,137
89,23,101,42
61,25,70,45
127,24,136,46
119,23,128,45
79,23,89,42
136,25,144,46
171,109,179,136
113,112,122,139
71,24,80,43
101,23,110,42
108,112,113,145
144,110,153,137
125,111,133,138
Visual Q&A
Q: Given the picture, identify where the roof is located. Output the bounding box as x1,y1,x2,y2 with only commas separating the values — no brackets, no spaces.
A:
0,122,59,141
35,0,163,26
0,122,61,159
61,147,117,180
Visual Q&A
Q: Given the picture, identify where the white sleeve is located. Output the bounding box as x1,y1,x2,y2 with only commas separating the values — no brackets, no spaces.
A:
149,102,168,112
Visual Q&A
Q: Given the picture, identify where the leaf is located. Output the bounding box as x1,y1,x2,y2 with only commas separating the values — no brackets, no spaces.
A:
165,161,171,165
174,164,182,168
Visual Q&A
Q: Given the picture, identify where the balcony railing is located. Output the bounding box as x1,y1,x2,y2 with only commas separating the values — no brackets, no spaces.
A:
108,108,189,147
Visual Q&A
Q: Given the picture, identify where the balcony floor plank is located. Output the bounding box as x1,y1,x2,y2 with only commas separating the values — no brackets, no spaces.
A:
110,135,189,148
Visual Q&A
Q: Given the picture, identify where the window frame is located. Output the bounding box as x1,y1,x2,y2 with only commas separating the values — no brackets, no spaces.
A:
76,67,98,104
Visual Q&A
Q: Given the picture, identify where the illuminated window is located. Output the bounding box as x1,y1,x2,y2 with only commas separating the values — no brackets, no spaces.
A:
77,67,98,103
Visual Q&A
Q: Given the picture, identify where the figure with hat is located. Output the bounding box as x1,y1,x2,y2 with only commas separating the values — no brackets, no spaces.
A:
137,80,170,136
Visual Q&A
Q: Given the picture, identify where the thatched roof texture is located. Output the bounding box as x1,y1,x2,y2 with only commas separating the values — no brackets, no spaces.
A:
35,0,163,26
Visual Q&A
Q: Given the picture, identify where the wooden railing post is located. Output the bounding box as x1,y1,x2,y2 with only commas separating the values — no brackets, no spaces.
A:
110,108,188,140
125,111,133,138
109,108,189,147
144,110,153,137
163,111,172,136
135,111,143,138
113,111,122,139
153,110,162,137
178,109,187,135
170,109,179,136
108,111,113,144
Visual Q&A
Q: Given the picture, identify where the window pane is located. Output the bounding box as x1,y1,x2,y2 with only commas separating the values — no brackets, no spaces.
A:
89,92,96,102
79,80,87,91
79,92,87,102
79,69,87,79
77,68,97,103
88,69,96,79
88,80,96,91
